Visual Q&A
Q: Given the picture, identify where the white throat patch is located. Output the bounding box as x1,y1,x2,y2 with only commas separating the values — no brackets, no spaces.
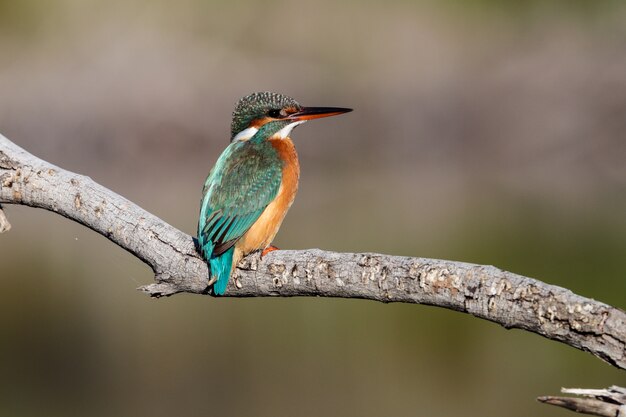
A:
273,121,306,139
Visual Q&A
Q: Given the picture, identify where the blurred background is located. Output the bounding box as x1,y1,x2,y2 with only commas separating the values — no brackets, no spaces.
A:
1,0,625,416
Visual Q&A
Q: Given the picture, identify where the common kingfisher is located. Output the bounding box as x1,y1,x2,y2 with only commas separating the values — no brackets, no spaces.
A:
198,92,352,295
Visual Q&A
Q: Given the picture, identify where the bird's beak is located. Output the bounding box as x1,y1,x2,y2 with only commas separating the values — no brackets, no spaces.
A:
288,106,352,121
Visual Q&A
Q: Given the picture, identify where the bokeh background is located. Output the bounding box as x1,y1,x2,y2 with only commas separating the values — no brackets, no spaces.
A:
1,1,625,416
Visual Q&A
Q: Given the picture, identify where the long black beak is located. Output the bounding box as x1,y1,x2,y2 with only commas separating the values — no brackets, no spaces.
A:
288,106,352,121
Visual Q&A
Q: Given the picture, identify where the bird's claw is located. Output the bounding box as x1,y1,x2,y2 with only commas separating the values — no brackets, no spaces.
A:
261,245,279,259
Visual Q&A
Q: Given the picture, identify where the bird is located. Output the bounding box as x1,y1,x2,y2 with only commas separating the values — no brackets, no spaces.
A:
197,92,352,295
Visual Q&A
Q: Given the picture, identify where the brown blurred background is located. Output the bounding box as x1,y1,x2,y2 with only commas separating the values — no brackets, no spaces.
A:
1,0,625,416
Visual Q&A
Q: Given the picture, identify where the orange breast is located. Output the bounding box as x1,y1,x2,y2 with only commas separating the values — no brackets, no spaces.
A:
236,137,300,256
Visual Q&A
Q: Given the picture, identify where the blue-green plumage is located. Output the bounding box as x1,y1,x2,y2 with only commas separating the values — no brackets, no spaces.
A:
198,139,283,295
209,246,234,295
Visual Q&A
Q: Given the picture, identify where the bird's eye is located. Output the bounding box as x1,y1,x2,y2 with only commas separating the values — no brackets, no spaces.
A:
268,109,287,118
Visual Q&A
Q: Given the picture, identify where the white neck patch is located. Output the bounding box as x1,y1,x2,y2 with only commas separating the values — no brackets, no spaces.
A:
232,126,259,142
273,121,306,139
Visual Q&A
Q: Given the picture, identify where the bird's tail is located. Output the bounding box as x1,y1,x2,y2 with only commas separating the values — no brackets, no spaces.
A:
209,246,235,295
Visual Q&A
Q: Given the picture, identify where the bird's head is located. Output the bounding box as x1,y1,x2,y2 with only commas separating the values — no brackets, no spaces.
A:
230,92,352,142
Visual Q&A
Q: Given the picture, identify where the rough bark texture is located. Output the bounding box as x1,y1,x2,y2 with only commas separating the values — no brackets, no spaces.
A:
538,386,626,417
1,133,625,370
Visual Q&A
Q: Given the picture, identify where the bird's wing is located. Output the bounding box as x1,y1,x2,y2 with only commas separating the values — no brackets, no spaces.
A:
198,142,282,258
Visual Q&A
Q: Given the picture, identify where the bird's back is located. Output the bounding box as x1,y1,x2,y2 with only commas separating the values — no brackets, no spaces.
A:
198,140,283,256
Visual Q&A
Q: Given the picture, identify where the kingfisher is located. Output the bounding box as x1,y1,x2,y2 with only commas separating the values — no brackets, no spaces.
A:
198,92,352,295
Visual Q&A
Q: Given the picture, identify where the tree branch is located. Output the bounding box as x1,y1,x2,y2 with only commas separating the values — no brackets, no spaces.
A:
1,133,625,370
538,386,626,417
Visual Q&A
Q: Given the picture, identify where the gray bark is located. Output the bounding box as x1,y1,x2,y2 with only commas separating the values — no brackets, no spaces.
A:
538,386,626,417
1,133,625,371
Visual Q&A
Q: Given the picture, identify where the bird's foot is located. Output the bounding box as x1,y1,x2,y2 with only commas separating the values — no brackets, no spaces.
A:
261,245,279,259
207,276,217,286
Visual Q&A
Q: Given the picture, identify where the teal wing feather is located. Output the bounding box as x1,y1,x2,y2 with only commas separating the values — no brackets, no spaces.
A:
198,141,282,294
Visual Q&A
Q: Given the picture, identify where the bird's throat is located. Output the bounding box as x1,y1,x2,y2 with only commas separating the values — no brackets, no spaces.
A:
272,121,305,140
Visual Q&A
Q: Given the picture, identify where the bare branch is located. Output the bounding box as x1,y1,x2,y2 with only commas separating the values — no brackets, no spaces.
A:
1,133,625,370
538,386,626,417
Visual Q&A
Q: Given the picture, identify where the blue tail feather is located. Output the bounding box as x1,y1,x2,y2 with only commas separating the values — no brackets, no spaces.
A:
209,246,235,295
